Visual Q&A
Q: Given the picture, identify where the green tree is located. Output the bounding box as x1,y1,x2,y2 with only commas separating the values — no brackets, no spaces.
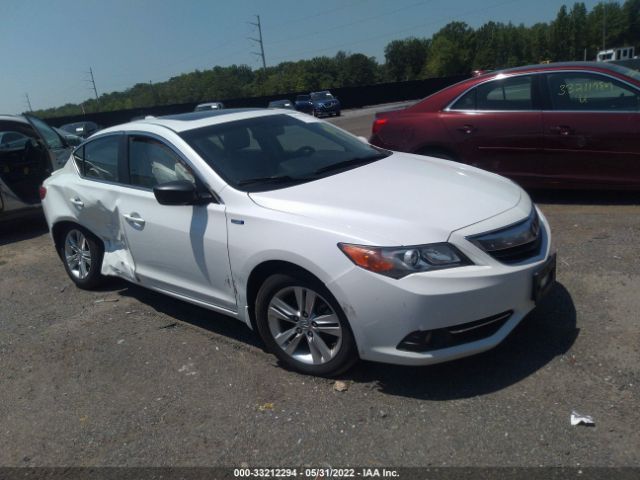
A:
551,5,571,61
384,38,430,81
569,3,589,60
424,22,475,76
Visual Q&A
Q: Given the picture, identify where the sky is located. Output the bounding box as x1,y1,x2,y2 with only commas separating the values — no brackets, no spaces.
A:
0,0,603,114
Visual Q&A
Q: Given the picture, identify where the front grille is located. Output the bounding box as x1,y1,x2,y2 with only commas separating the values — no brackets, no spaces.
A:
467,209,543,265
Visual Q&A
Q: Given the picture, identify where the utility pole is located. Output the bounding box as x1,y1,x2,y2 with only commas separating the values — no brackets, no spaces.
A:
88,67,99,101
24,93,33,112
248,15,267,70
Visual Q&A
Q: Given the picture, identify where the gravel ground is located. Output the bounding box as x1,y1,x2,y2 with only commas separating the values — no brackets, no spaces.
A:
0,110,639,467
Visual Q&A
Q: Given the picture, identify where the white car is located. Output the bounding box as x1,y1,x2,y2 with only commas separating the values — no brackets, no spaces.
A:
41,108,556,376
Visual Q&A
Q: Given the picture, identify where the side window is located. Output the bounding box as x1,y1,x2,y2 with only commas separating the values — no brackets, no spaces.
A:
450,89,476,110
476,76,534,111
84,136,120,182
128,136,195,188
546,72,639,111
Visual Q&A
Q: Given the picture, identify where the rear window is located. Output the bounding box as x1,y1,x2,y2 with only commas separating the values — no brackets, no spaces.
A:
79,135,120,182
450,89,476,110
449,76,534,111
476,76,533,110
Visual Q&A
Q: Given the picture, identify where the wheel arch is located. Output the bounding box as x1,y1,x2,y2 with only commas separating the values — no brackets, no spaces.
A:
51,220,103,254
245,260,325,331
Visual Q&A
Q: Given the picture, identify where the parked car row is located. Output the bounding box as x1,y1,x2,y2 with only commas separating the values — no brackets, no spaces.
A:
11,60,639,377
370,61,640,190
195,94,340,117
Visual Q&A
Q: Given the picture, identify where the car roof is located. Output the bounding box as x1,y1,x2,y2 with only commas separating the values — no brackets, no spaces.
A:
61,121,97,127
99,108,292,134
485,61,635,77
0,114,29,124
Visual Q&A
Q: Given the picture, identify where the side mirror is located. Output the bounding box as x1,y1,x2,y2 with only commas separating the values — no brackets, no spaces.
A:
357,136,369,144
153,180,201,205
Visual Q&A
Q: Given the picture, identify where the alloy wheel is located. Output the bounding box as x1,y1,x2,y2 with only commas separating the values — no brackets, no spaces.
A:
267,286,343,365
64,229,92,280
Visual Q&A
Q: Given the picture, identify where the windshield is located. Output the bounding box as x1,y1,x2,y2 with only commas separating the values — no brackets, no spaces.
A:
311,92,334,100
180,114,390,191
296,95,310,101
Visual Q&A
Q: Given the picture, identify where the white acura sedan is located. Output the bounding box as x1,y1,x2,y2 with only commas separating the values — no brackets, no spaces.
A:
41,109,556,376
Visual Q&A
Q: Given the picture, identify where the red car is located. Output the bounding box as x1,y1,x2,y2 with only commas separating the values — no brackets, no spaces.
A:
370,62,640,189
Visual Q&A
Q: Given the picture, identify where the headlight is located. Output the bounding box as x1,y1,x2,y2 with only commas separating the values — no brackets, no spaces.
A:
338,243,472,279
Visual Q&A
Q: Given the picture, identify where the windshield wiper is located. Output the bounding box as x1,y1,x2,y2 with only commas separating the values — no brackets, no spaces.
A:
237,175,304,187
313,154,387,175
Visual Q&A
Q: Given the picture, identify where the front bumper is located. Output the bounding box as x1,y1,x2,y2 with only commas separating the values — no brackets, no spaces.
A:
327,209,554,366
315,104,341,115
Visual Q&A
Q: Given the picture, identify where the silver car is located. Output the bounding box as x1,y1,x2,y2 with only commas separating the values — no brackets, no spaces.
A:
0,115,71,222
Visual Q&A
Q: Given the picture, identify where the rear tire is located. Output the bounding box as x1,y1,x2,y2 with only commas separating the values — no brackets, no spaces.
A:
59,225,105,290
255,273,358,376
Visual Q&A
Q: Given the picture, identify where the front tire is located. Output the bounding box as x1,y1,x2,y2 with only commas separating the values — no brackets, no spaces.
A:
255,273,358,376
60,226,105,290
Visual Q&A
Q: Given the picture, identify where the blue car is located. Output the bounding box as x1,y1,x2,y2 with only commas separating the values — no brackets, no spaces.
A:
294,91,341,117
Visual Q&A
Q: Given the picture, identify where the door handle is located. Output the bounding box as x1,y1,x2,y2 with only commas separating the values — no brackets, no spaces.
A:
457,124,476,134
123,213,146,227
70,197,84,208
552,125,572,136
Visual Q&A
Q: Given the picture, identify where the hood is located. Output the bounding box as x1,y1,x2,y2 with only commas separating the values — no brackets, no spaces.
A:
249,153,524,245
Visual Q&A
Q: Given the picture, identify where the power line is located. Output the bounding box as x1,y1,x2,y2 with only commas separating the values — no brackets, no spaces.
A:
267,0,435,48
248,15,267,69
269,0,526,64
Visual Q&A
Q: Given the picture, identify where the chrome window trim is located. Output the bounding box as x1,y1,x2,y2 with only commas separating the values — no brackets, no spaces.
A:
444,69,640,113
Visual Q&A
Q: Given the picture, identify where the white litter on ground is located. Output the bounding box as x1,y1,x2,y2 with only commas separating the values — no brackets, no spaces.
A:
570,411,595,426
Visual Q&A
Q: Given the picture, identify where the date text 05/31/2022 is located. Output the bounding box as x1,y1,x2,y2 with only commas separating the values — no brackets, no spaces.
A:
233,468,400,478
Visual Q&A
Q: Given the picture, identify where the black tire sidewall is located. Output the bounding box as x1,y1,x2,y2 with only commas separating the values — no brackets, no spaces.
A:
255,273,358,377
60,226,105,290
